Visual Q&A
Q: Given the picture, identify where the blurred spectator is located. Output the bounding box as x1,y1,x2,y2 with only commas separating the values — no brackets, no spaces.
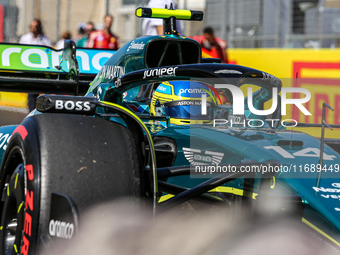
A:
19,18,52,47
87,14,119,50
191,27,228,63
142,0,181,36
76,21,95,48
55,31,72,49
19,18,52,112
73,22,86,42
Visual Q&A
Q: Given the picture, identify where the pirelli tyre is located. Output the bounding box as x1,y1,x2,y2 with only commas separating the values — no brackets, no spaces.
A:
0,113,142,255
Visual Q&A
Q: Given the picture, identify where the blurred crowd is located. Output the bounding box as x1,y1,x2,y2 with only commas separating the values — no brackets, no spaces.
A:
19,14,119,51
19,15,120,111
19,8,228,62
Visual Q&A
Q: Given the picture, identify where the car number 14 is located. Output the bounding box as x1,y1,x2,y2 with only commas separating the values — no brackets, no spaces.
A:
264,146,337,161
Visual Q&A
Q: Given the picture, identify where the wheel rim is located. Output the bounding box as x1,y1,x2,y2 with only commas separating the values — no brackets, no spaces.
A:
4,218,17,253
0,148,25,255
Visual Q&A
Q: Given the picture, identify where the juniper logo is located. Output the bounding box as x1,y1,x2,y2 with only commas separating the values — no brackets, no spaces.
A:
143,67,178,79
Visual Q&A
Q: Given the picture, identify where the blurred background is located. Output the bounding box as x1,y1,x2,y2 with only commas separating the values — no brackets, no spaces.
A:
0,0,340,138
2,0,340,47
0,0,340,48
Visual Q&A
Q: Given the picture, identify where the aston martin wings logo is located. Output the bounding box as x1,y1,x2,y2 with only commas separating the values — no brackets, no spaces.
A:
182,147,224,165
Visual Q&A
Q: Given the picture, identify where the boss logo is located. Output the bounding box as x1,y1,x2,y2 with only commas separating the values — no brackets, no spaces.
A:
55,100,91,111
36,95,97,115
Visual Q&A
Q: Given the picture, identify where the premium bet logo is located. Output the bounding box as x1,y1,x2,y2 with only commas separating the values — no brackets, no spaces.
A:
178,88,206,95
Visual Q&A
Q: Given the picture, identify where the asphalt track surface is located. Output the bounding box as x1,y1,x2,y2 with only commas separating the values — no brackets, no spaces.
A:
0,108,27,126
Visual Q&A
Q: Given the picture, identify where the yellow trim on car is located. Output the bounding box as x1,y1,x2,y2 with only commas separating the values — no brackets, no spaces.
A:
159,186,258,202
136,8,192,20
302,218,340,247
210,186,258,199
159,194,175,202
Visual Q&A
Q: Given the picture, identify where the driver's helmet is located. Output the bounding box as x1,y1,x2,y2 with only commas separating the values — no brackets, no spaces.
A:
150,81,218,125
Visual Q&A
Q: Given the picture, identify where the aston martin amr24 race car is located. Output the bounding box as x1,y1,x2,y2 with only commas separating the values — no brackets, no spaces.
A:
1,6,340,255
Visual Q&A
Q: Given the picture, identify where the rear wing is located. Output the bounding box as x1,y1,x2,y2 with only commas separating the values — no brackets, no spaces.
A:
0,40,115,95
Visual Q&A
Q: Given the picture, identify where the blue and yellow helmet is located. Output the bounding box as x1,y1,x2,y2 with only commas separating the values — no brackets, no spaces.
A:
150,81,218,125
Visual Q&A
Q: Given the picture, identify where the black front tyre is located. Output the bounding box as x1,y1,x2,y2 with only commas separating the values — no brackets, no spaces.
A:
0,114,143,255
0,142,26,255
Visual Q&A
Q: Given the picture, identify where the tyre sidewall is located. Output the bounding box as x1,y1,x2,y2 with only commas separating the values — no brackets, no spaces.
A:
0,123,41,255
